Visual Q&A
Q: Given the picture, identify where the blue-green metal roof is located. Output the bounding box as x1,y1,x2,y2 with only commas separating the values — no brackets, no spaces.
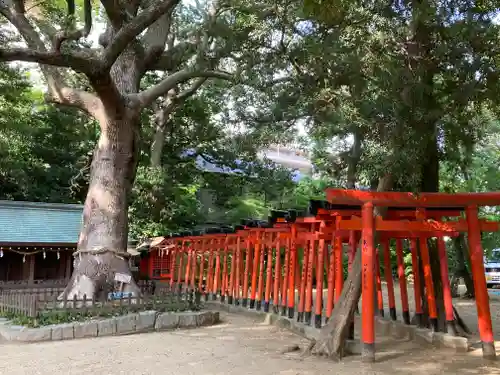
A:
0,201,83,244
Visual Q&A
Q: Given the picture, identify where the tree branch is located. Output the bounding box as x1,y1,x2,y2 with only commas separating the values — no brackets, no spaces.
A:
53,0,93,51
133,68,233,109
153,77,207,136
45,87,105,122
143,0,238,73
176,77,207,101
150,76,209,166
0,2,102,117
102,0,181,69
147,42,198,71
0,47,97,74
101,0,128,29
141,2,174,68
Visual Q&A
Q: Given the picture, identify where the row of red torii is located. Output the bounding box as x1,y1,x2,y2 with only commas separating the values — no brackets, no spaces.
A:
149,189,499,362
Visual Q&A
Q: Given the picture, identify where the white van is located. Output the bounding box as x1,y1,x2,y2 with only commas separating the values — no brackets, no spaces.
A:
485,248,500,288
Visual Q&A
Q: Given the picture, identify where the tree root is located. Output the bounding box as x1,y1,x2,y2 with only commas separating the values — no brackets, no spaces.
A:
279,339,318,357
300,339,317,357
307,334,346,361
59,250,141,302
279,344,301,354
453,306,472,335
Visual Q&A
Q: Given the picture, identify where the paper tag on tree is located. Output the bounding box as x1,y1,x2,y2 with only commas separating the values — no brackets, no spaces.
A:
114,272,131,284
108,292,132,300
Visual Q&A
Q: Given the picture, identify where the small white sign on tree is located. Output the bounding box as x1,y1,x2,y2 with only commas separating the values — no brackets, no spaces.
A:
114,272,132,284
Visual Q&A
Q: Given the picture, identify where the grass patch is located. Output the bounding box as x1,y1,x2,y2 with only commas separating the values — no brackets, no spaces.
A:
0,301,202,328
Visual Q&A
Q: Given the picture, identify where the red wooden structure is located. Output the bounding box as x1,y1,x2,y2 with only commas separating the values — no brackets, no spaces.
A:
141,189,500,362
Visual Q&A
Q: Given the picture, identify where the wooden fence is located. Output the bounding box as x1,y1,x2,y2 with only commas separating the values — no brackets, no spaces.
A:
0,282,200,318
0,291,38,317
0,279,69,291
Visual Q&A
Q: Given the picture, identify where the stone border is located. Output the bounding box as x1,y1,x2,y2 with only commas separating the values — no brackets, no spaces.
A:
0,310,219,343
374,316,470,352
488,290,500,302
205,301,469,354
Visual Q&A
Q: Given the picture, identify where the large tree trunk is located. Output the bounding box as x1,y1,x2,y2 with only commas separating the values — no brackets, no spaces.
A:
150,126,167,168
409,115,470,335
402,0,469,336
450,234,475,298
429,240,447,331
415,119,447,331
150,102,174,167
345,130,361,189
57,37,147,301
61,113,142,301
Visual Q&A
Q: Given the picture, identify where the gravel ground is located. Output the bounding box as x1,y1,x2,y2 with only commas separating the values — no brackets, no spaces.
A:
0,312,499,375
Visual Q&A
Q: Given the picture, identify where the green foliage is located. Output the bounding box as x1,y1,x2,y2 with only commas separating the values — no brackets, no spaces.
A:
233,0,500,191
129,166,202,239
440,120,500,252
0,63,95,203
217,176,336,225
0,291,202,328
278,177,334,209
0,310,101,327
223,196,270,222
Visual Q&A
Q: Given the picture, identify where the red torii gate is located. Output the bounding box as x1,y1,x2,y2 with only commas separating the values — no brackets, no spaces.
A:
140,189,500,363
324,188,500,362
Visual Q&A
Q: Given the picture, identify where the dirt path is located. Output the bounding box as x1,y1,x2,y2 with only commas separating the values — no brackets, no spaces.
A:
0,312,498,375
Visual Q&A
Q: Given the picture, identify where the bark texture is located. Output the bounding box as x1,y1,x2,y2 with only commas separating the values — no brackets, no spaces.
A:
150,79,206,167
61,114,142,300
450,235,474,298
311,240,362,359
150,88,177,167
